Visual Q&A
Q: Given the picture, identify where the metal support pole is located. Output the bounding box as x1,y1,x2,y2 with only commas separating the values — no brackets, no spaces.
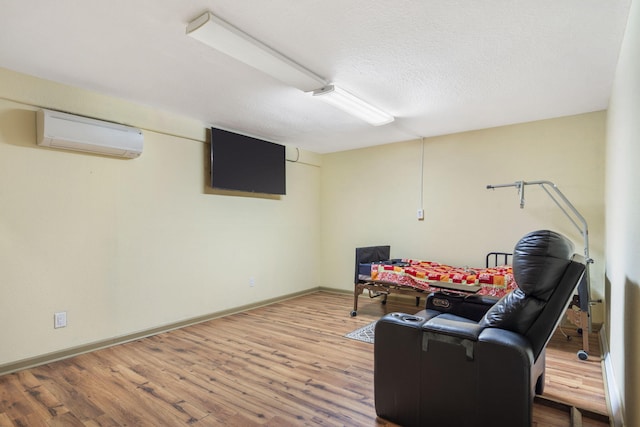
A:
486,180,594,358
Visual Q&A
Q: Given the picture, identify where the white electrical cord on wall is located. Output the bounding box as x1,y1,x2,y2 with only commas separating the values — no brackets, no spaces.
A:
417,137,425,220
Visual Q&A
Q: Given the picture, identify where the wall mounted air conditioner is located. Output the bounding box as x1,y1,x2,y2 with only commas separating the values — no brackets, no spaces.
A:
36,109,143,158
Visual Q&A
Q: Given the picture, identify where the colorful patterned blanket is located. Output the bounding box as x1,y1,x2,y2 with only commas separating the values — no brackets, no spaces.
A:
371,260,516,297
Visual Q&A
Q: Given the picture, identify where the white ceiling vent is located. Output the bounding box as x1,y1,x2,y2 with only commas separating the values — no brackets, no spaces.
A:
36,109,143,159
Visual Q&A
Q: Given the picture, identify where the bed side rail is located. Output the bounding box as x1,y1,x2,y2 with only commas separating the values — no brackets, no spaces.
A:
354,245,391,284
485,252,512,268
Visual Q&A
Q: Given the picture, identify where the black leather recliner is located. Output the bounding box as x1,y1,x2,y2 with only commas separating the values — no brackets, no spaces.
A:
374,230,586,427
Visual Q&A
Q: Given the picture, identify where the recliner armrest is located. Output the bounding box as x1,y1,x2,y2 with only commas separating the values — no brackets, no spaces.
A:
423,313,483,340
422,313,484,360
478,327,535,365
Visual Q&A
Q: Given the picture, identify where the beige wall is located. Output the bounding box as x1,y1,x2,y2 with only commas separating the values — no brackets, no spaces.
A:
320,112,606,323
0,70,322,368
0,67,609,381
605,1,640,425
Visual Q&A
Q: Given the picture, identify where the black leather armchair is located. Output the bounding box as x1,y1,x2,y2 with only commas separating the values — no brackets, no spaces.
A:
374,230,586,427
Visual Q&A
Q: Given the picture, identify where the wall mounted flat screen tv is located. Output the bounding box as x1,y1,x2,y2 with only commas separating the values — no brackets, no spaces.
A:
210,127,286,195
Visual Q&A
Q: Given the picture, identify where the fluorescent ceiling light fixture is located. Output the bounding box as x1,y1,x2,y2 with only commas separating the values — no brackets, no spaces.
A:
186,11,325,92
312,85,395,126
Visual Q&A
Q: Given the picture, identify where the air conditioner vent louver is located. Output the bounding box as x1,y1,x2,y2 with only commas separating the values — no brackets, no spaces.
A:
36,109,143,158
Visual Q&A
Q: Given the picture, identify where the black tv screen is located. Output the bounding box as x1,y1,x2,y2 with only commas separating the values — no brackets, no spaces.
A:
210,127,286,195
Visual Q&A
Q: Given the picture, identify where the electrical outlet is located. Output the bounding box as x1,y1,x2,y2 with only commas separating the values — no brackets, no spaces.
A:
249,277,255,287
417,209,425,220
54,311,67,329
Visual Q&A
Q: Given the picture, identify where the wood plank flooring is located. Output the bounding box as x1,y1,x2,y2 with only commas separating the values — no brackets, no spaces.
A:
0,291,609,426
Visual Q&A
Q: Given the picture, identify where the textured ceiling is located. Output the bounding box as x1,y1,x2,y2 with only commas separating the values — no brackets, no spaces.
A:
0,0,632,153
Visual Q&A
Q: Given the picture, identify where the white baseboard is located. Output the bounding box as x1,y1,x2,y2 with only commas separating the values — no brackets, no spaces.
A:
600,328,625,426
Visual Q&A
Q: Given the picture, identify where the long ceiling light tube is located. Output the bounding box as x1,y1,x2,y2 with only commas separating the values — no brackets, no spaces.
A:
312,85,394,126
186,11,395,126
186,11,325,92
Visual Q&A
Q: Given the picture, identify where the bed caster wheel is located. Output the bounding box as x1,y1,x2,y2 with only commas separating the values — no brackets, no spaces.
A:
577,328,583,335
577,350,588,360
350,310,357,317
381,300,387,305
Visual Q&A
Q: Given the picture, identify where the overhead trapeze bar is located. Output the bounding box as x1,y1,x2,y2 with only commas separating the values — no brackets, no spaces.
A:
486,180,595,360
